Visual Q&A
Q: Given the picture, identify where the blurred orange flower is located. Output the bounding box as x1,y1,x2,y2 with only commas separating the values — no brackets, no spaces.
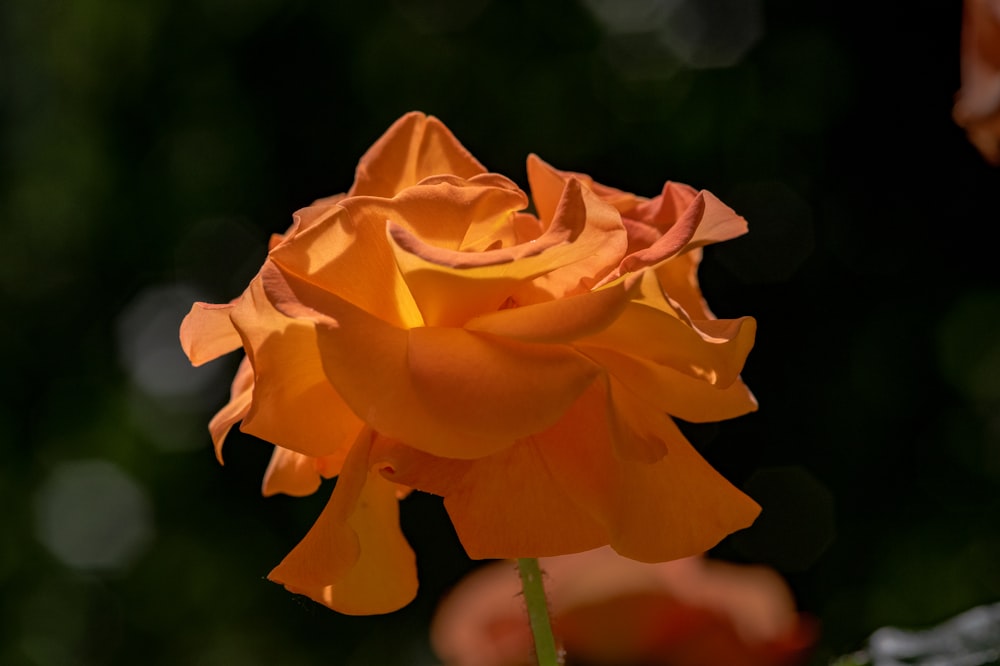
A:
954,0,1000,164
180,112,760,614
431,547,817,666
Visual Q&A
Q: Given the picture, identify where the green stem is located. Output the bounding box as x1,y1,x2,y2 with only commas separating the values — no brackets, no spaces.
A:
517,557,562,666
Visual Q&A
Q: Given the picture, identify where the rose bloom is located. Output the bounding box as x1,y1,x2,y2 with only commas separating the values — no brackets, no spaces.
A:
954,0,1000,164
432,547,817,666
180,112,760,614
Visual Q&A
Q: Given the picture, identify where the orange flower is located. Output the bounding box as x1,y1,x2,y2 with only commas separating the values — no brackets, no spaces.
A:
954,0,1000,164
180,112,760,614
431,547,817,666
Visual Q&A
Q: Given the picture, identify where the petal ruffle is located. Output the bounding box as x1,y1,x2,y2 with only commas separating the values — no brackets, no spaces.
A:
268,430,417,614
179,302,242,366
269,204,424,330
261,445,351,498
228,273,365,459
262,264,601,459
388,179,625,325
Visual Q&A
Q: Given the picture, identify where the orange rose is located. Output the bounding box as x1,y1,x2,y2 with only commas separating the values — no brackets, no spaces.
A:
954,0,1000,164
431,547,817,666
180,112,760,614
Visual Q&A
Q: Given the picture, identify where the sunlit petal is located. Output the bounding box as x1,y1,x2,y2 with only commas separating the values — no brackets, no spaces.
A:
349,111,487,197
179,301,242,366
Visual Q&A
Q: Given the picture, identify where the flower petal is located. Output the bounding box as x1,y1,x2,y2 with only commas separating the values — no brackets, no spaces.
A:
535,385,761,563
387,179,624,325
579,345,758,423
407,326,602,447
179,302,242,366
527,154,641,220
581,272,756,388
261,446,350,498
654,247,715,320
348,111,487,197
269,204,423,329
268,430,418,615
263,264,598,459
207,356,254,463
382,382,758,562
228,273,365,458
378,441,608,558
464,275,638,344
347,174,528,252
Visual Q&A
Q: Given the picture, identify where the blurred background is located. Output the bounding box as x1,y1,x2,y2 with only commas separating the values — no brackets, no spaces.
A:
2,0,998,664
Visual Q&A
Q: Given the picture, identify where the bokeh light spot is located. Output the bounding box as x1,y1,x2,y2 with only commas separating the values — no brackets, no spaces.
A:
33,459,153,572
116,283,224,399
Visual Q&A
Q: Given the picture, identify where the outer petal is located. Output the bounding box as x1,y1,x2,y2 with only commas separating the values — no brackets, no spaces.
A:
578,345,758,423
535,385,761,563
179,302,242,366
348,111,488,197
268,430,418,615
228,272,365,459
378,442,608,558
207,355,254,463
380,383,759,562
261,445,352,498
580,272,756,388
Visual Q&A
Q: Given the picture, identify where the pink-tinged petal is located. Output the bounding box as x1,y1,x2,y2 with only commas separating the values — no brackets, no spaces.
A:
579,345,758,423
597,190,748,288
264,265,599,459
348,111,487,197
526,179,628,299
519,165,629,299
269,203,423,329
179,302,242,366
630,181,700,235
207,356,254,463
268,430,418,615
227,273,365,459
261,445,352,498
615,192,706,276
464,275,638,344
686,190,750,247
